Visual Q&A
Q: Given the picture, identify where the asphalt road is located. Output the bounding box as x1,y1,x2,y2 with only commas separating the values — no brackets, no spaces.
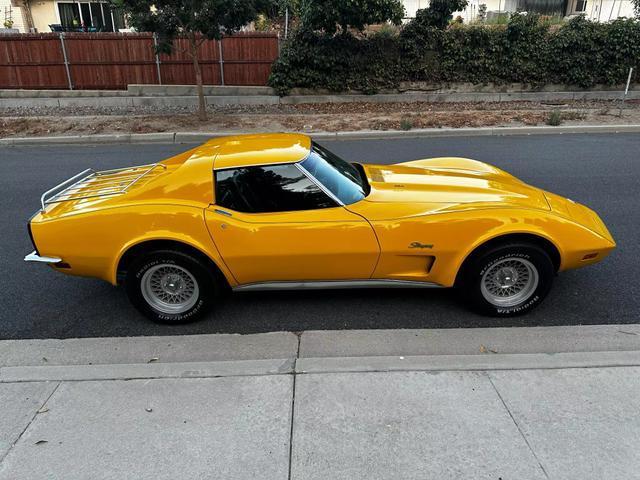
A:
1,133,638,339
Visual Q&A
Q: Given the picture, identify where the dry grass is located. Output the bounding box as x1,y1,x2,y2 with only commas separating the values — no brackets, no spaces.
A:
1,99,638,138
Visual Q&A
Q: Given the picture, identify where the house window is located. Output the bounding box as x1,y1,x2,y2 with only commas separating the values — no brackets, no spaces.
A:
574,0,587,12
56,2,126,31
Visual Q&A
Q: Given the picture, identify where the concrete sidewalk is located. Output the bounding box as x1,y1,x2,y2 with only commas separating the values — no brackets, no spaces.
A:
2,326,640,480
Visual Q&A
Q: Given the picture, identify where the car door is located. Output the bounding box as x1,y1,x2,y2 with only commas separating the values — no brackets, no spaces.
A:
204,162,380,285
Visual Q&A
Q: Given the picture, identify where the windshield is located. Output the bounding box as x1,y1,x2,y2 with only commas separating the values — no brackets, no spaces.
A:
300,143,367,205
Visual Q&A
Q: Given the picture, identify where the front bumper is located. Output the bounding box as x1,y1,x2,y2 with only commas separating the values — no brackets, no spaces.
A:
24,251,62,264
543,191,615,245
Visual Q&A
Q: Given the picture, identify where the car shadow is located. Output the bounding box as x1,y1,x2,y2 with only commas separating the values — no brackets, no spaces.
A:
2,268,633,340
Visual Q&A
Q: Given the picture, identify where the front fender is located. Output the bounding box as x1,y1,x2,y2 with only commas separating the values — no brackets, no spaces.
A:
368,207,614,287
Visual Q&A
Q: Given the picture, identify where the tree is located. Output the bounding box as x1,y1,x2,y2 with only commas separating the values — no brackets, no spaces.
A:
632,0,640,17
411,0,469,30
298,0,405,34
111,0,275,120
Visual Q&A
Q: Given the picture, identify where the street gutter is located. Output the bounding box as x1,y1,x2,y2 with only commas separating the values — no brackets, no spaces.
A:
2,124,640,146
3,351,640,383
3,325,640,382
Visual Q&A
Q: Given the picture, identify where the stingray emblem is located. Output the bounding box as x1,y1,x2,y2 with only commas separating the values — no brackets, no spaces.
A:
409,242,434,249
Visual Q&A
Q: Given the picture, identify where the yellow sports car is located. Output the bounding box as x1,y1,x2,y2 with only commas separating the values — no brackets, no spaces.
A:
25,133,615,323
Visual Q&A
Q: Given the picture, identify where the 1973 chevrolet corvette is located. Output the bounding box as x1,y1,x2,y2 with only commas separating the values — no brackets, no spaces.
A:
25,133,615,323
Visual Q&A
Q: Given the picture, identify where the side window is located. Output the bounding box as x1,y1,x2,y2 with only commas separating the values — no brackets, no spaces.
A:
215,164,337,213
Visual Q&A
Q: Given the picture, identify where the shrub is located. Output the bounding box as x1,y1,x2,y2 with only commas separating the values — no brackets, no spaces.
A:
269,28,402,94
546,110,562,126
268,14,640,95
412,0,469,30
400,117,414,130
298,0,405,34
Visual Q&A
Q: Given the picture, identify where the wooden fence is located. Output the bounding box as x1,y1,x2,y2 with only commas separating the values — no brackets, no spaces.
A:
0,32,279,89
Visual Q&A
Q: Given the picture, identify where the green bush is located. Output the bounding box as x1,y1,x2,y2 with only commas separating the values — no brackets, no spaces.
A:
546,110,562,126
269,15,640,95
400,117,414,130
269,28,403,94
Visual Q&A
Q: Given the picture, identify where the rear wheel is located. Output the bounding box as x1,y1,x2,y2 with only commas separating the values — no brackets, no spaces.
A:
125,249,219,324
458,242,554,316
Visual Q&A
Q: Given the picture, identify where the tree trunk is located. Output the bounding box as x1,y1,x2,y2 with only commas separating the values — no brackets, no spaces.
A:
188,33,207,121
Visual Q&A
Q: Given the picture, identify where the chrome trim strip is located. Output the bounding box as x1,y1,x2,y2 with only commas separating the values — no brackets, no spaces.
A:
214,160,303,171
233,279,441,292
295,163,345,207
24,251,62,264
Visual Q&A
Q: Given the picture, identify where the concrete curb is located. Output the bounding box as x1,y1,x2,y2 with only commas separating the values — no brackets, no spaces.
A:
3,326,640,382
1,89,638,107
3,351,640,382
4,325,640,368
298,325,640,358
296,351,640,374
0,358,295,383
2,124,640,146
0,332,299,367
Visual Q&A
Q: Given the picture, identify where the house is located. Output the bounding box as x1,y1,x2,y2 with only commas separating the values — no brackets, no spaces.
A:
1,0,126,32
1,0,28,31
402,0,636,22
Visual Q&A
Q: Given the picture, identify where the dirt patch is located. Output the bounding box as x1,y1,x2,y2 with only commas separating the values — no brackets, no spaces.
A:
1,99,638,138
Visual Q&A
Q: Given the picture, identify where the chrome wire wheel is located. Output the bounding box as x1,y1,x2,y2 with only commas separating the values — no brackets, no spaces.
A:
140,264,199,314
480,257,539,308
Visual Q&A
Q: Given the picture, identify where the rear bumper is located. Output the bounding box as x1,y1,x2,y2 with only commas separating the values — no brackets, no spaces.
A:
24,251,62,264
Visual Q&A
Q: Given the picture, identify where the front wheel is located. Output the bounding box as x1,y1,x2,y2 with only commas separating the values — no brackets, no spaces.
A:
458,243,555,316
125,249,219,324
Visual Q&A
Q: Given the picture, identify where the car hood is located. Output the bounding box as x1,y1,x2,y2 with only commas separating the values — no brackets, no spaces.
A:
358,158,549,216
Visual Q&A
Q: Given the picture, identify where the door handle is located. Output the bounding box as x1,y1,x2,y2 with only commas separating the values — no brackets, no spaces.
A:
214,209,232,217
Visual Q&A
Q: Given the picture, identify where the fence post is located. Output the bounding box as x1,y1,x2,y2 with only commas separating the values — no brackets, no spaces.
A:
59,33,73,90
218,39,225,86
152,33,162,85
285,8,289,39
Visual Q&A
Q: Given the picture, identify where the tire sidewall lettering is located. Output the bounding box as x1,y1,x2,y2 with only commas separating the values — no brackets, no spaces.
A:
471,247,550,316
135,258,176,280
155,298,205,322
496,294,540,314
479,252,531,277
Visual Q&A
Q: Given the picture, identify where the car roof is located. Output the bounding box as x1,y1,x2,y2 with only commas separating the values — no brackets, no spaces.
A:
208,133,312,170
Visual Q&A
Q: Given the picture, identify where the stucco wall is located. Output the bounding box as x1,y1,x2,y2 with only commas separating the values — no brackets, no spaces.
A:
0,0,26,32
583,0,635,20
29,0,57,32
402,0,635,21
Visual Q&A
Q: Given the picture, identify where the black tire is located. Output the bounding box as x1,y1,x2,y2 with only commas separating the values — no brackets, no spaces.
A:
125,249,220,324
457,242,554,317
